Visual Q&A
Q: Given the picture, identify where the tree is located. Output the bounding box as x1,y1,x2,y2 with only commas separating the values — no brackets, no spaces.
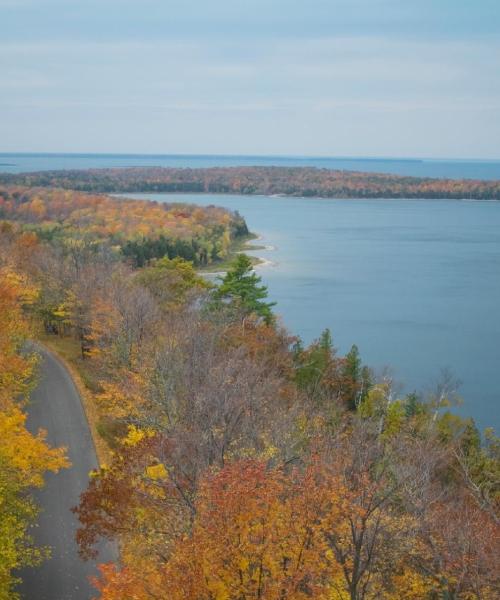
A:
0,268,68,599
134,256,208,311
91,460,332,600
214,254,276,324
88,449,438,600
293,329,345,414
343,344,372,411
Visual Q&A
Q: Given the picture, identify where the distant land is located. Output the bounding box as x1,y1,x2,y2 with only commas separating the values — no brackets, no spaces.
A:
1,166,500,200
1,153,500,180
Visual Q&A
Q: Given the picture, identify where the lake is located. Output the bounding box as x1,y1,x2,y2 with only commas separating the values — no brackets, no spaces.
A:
1,152,500,180
126,193,500,432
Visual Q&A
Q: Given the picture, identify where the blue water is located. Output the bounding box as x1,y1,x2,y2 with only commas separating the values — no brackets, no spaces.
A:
1,150,498,429
1,153,500,180
126,193,500,432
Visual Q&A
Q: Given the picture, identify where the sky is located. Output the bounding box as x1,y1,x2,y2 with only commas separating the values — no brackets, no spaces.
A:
1,0,499,158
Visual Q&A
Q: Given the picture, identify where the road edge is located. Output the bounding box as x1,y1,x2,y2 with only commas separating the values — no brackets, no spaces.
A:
34,340,110,467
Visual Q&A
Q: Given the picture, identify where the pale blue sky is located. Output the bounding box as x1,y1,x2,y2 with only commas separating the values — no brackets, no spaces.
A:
1,0,499,157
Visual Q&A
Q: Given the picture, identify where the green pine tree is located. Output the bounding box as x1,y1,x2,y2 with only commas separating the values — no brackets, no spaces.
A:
215,254,276,323
343,344,372,410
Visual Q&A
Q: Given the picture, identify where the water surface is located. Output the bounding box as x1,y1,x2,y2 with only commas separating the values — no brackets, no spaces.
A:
127,193,500,432
1,153,500,180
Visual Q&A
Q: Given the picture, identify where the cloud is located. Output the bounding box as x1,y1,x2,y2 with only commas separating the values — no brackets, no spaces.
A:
0,1,499,156
1,34,498,114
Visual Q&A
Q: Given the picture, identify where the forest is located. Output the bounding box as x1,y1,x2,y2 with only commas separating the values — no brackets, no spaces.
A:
0,185,248,267
1,166,500,199
0,187,499,599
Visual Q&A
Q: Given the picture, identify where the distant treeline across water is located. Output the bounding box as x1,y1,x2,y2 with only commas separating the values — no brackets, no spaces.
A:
1,165,500,199
1,153,500,180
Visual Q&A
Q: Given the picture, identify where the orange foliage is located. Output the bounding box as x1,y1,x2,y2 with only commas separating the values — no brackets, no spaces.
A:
91,456,436,599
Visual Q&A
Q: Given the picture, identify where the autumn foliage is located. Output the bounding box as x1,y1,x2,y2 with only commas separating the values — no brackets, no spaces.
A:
0,267,68,599
86,438,499,599
0,190,498,599
0,184,248,267
2,166,500,199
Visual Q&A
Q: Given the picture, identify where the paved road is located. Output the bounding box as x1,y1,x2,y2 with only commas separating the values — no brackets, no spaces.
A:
18,346,115,600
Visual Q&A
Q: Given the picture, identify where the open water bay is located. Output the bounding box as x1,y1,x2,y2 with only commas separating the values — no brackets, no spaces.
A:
127,193,500,432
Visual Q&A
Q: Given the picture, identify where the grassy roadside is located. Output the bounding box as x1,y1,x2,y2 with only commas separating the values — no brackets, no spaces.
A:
36,331,112,467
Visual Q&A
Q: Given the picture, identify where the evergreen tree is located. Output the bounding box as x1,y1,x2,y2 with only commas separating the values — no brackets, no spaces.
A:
343,344,372,410
294,329,332,392
404,391,422,418
215,254,275,323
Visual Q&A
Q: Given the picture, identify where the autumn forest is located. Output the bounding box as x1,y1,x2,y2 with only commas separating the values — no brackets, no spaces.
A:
0,182,499,599
2,166,500,199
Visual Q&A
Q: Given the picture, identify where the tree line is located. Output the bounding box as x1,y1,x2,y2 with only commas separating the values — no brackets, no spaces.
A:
1,166,500,199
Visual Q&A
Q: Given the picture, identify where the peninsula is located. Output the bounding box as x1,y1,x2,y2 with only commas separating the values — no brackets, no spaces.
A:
2,166,500,200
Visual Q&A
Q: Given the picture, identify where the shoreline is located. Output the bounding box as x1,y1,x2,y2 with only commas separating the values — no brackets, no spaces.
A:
199,255,277,278
199,233,277,276
246,235,277,269
254,256,276,270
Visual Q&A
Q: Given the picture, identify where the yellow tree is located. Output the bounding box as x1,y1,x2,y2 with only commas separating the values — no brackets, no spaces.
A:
0,268,68,599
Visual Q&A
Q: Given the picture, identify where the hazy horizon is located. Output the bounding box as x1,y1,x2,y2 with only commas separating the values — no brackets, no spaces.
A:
1,151,500,162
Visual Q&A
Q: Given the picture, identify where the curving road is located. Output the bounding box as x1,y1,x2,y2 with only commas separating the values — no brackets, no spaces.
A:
18,346,115,600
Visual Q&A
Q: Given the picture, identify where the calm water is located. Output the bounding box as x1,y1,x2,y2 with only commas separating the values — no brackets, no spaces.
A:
1,153,500,180
127,193,500,432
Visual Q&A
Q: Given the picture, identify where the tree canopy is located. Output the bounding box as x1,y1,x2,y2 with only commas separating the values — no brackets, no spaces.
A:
2,166,500,199
0,190,498,600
